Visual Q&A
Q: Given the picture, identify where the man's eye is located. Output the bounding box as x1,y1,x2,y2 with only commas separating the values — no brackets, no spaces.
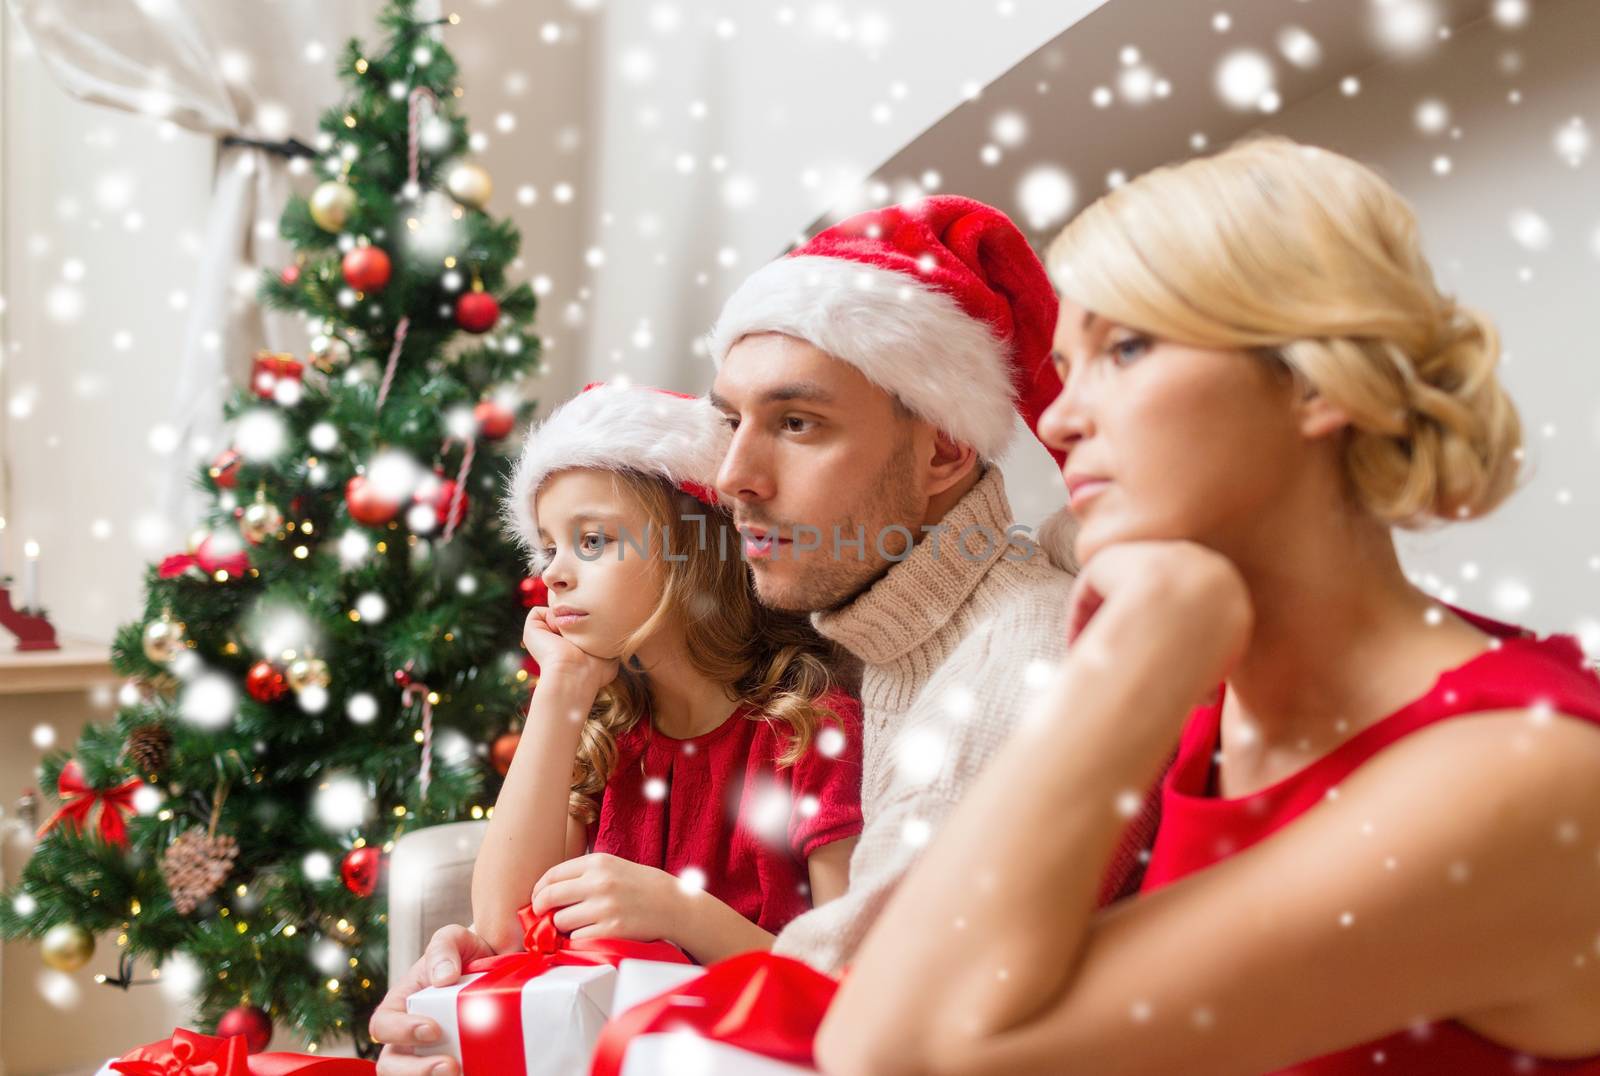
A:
722,415,740,430
782,416,813,433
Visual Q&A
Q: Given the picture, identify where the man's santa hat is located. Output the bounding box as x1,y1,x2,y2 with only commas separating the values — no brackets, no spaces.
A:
705,195,1078,567
501,381,729,574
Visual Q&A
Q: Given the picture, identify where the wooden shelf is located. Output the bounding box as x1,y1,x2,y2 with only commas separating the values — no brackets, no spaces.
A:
0,636,117,695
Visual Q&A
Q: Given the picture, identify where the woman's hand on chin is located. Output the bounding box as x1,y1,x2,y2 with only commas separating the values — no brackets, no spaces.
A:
1063,539,1253,707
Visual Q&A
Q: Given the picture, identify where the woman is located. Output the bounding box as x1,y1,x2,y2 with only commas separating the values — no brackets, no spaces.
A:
815,138,1600,1074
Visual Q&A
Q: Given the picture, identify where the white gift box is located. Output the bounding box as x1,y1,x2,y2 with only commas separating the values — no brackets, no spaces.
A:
406,963,617,1076
612,958,711,1015
610,960,818,1076
618,1031,818,1075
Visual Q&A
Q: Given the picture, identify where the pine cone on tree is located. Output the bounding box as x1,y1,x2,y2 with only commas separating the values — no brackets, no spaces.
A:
161,827,239,914
125,723,173,773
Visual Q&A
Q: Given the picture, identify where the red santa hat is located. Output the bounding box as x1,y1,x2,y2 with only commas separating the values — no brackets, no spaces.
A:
501,381,729,573
705,195,1064,468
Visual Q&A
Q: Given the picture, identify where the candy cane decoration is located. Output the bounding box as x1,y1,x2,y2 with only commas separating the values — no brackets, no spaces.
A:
441,435,476,544
375,87,441,414
398,662,436,798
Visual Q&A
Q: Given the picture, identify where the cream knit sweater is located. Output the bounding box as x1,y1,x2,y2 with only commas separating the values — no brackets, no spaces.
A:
771,464,1078,974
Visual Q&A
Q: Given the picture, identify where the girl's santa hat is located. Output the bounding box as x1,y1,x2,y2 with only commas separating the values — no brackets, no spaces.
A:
705,195,1078,568
501,381,730,573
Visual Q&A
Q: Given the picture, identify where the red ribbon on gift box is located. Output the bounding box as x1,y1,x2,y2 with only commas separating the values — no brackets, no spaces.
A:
36,760,142,848
111,1026,374,1076
589,951,840,1076
454,905,692,1074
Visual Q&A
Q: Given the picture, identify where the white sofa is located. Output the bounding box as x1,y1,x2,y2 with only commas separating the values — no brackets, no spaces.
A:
385,819,490,980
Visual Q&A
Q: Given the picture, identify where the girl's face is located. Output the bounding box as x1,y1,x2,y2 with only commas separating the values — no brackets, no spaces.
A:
1037,297,1340,566
534,469,666,660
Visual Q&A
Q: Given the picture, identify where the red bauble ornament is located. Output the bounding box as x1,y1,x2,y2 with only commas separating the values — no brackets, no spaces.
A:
279,264,301,287
217,1004,273,1053
414,470,469,531
340,845,382,898
393,667,413,688
473,399,516,440
455,291,500,334
345,475,401,527
245,661,288,703
250,352,304,400
518,576,548,609
341,246,392,293
490,731,521,777
209,448,241,490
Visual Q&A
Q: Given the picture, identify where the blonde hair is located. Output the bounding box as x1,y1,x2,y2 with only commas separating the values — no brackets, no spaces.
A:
1046,135,1523,526
561,469,848,824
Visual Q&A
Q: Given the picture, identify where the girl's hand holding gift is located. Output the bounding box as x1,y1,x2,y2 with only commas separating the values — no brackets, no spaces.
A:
529,853,685,945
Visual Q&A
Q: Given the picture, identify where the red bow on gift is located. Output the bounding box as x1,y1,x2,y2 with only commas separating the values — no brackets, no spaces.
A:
112,1027,374,1076
590,951,839,1076
453,906,692,1074
37,760,142,848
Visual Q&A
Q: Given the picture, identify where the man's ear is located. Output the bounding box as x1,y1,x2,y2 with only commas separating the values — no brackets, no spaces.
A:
925,425,980,497
1296,388,1352,441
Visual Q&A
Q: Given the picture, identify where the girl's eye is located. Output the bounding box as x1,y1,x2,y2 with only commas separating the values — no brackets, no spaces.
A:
540,547,556,562
579,532,608,553
1108,335,1152,366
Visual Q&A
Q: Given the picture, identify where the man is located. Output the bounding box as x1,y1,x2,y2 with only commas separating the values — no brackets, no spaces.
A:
371,197,1154,1074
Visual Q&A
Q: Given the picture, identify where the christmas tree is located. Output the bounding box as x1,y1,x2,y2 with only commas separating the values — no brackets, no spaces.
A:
1,0,544,1058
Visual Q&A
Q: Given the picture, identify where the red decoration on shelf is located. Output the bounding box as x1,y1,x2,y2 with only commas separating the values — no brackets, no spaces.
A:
490,731,520,777
473,399,515,440
344,475,401,527
518,576,548,609
36,760,142,847
249,352,304,401
341,246,392,293
208,448,242,490
215,1004,274,1054
245,661,288,703
0,585,59,652
340,845,382,898
455,290,500,334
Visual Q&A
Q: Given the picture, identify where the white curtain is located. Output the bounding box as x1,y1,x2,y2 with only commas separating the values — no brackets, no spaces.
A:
6,0,434,527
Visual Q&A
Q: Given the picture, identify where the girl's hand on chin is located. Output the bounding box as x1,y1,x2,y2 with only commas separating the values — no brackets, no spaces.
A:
522,606,621,696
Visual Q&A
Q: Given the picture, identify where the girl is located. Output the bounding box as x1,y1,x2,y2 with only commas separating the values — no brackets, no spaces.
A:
472,381,863,964
817,138,1600,1074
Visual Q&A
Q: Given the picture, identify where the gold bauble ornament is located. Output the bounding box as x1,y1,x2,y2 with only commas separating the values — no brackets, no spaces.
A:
309,181,356,233
286,656,331,693
309,334,352,373
40,922,95,972
445,162,493,210
240,492,285,544
142,612,188,665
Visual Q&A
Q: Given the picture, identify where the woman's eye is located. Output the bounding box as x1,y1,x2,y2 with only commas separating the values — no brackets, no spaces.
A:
1108,335,1151,365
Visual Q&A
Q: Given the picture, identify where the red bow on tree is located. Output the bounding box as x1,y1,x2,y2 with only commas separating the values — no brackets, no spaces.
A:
37,760,142,848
